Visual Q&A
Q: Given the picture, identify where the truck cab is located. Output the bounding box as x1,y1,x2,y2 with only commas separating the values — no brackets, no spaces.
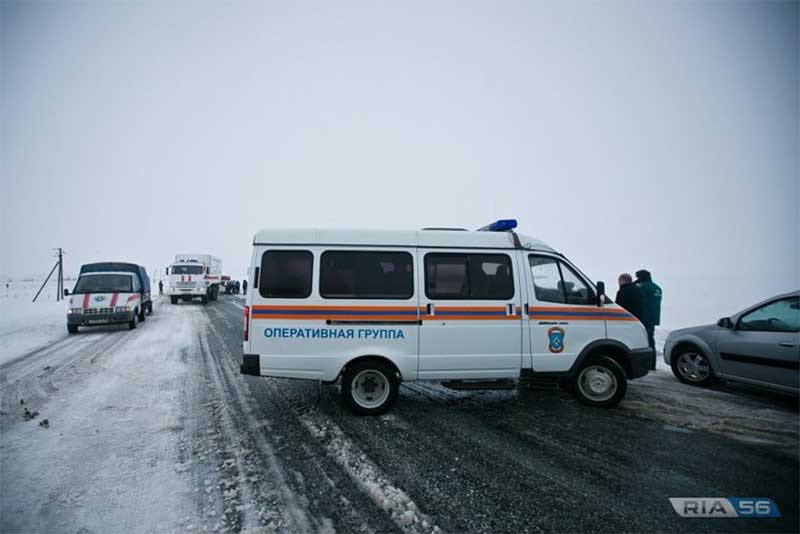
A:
167,261,219,304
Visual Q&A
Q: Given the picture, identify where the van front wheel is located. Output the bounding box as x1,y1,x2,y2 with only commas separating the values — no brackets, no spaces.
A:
341,360,399,416
573,356,627,408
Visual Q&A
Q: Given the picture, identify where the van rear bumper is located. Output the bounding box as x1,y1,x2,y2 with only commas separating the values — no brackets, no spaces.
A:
240,354,260,376
628,347,653,379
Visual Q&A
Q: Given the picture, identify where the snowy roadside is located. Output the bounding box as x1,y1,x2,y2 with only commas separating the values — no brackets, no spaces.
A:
0,297,196,533
0,280,68,367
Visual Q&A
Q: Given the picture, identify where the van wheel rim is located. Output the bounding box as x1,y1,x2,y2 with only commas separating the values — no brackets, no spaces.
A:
351,370,390,409
676,352,710,382
577,365,617,402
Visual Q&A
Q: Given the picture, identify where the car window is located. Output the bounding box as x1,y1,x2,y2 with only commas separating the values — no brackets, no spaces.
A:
259,250,313,299
320,251,413,299
425,253,513,300
529,256,565,304
559,263,595,305
738,297,800,333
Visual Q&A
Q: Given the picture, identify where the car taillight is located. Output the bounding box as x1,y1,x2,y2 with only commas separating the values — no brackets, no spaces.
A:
244,305,250,341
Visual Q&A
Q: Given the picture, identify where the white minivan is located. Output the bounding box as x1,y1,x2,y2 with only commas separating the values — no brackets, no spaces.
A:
240,221,652,415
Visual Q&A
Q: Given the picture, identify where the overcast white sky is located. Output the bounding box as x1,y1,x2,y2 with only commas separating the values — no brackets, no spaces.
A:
1,0,798,327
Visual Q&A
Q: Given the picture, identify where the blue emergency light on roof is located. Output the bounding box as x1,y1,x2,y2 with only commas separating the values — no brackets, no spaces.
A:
478,219,518,232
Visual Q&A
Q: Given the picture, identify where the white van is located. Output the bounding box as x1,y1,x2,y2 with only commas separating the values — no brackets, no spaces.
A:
240,221,652,415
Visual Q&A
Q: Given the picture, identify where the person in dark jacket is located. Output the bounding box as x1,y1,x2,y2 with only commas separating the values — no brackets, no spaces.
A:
158,280,163,295
242,279,248,295
636,269,662,369
615,273,643,319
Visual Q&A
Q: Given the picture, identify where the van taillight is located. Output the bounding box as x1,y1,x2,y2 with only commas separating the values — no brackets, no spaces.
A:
244,305,250,341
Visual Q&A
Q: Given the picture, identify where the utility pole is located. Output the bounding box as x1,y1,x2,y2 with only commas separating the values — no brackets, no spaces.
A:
33,248,65,303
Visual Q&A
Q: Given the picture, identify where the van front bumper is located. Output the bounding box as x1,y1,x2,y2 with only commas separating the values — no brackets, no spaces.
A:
68,311,133,326
628,347,653,379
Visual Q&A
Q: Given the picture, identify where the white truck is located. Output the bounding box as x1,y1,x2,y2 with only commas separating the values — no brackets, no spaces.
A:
166,254,223,305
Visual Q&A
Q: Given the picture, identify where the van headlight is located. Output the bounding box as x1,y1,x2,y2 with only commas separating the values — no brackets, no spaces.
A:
115,306,130,313
68,308,83,314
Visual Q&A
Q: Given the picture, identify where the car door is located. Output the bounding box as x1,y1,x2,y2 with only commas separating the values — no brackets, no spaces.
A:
716,296,800,390
417,250,523,380
525,254,606,372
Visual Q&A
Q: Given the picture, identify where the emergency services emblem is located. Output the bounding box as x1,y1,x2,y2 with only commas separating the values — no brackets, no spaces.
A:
94,296,106,302
547,327,565,353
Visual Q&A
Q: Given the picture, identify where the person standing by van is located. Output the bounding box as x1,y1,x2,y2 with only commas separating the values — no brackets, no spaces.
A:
636,269,662,369
615,273,643,320
158,280,163,295
242,279,247,295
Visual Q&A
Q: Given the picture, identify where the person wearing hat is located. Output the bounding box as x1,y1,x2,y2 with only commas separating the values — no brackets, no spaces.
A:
635,269,662,369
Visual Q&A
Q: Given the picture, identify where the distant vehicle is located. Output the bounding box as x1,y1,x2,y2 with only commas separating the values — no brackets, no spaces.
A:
225,280,236,295
65,262,152,333
240,221,653,415
664,291,800,394
166,254,222,305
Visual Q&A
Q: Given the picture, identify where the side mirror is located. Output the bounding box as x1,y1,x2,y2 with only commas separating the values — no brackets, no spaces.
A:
596,281,605,307
63,289,69,297
165,267,169,275
717,317,733,329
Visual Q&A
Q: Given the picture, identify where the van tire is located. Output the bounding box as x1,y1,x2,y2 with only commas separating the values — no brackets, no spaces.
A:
128,311,138,330
139,305,146,321
170,296,178,305
67,324,78,334
341,360,399,416
147,302,153,315
201,295,208,305
573,355,627,408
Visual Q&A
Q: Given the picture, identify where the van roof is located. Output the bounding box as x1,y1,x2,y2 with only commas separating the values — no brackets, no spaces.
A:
252,228,555,252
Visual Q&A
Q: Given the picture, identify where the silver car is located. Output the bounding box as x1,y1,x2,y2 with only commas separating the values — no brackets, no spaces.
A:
664,291,800,394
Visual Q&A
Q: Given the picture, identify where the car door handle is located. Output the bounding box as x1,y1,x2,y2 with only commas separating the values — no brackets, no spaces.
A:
778,342,796,348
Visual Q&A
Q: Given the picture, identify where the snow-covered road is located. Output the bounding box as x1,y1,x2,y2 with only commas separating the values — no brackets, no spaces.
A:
1,296,798,533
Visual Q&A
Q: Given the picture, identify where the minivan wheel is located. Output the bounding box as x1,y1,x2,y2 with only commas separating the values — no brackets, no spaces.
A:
341,360,399,416
139,305,146,321
574,356,627,408
671,347,713,387
128,310,138,330
67,324,78,334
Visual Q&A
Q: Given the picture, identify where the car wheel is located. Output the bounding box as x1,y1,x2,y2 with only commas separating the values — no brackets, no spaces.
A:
139,305,146,321
128,310,138,330
671,347,713,386
170,296,178,305
147,303,153,315
341,360,400,416
67,324,78,334
573,355,627,408
201,295,208,305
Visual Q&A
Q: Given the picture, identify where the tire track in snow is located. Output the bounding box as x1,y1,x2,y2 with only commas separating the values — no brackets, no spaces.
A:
196,311,314,533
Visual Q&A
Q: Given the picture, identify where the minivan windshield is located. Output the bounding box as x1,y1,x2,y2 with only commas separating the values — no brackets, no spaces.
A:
171,265,204,275
73,274,133,294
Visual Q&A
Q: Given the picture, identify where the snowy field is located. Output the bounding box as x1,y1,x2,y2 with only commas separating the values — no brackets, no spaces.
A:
0,279,71,367
0,282,797,533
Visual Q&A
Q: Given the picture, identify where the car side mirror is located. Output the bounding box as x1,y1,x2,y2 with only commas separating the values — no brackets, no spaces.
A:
717,317,733,329
596,281,605,307
63,289,69,297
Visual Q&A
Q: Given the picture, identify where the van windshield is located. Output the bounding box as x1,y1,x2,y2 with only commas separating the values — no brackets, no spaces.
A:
171,265,204,275
73,274,133,294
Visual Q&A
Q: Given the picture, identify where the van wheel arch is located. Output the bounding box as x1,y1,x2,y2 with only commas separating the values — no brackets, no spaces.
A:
571,340,633,379
339,355,402,383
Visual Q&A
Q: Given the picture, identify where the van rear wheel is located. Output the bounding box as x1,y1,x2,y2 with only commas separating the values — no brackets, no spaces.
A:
341,360,399,416
128,311,138,330
573,356,627,408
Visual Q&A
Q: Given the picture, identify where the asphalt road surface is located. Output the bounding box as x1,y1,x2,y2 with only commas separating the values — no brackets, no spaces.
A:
1,296,798,533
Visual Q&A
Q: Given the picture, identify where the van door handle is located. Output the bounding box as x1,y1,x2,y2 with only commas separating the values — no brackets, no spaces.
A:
426,303,434,316
507,303,514,315
524,303,529,315
778,342,796,348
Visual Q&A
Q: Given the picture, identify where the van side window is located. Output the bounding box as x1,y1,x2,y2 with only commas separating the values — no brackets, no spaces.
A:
529,255,595,305
425,253,514,300
260,251,313,299
320,251,413,299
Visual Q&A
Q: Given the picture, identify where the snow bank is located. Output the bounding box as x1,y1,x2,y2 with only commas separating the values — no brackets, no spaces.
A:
0,279,68,367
